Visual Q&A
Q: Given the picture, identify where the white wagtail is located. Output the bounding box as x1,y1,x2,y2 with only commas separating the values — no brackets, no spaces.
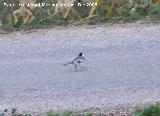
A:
63,52,86,68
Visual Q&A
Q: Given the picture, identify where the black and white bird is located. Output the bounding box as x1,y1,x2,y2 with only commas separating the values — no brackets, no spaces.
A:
63,52,85,68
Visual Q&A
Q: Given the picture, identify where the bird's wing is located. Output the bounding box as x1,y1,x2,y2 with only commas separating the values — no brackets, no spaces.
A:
63,56,85,66
63,61,73,66
73,56,85,61
80,56,86,60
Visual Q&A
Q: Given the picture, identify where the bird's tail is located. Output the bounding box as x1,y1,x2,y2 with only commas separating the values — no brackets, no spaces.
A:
63,61,73,66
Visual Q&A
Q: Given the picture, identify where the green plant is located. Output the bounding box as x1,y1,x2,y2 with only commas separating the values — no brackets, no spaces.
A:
47,111,59,116
0,0,160,32
134,103,160,116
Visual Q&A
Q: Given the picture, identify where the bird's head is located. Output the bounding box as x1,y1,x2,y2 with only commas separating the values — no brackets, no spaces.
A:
79,52,83,56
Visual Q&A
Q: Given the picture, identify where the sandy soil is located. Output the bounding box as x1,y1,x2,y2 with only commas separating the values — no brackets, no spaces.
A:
0,23,160,113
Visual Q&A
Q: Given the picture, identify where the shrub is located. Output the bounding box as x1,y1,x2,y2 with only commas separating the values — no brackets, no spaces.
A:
0,0,160,31
134,103,160,116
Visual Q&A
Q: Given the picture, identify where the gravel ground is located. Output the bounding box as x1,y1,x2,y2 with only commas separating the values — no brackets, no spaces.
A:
0,23,160,113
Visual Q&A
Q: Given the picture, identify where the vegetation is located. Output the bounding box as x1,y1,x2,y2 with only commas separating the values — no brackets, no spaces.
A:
2,103,160,116
46,111,93,116
0,0,160,31
26,104,160,116
134,103,160,116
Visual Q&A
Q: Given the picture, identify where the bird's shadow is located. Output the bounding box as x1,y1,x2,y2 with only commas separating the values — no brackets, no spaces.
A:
66,66,88,73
